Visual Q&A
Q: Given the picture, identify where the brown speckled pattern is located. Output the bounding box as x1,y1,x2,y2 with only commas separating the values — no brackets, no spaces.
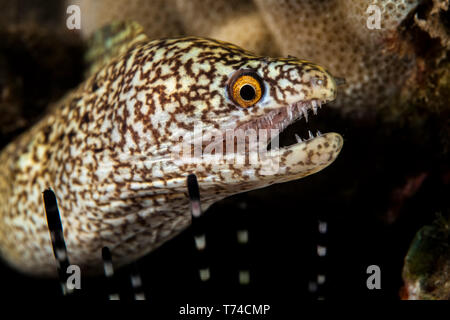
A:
0,37,342,276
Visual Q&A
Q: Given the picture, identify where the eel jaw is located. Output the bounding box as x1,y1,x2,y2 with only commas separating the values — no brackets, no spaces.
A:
258,132,343,182
228,97,344,183
174,98,343,189
236,98,334,148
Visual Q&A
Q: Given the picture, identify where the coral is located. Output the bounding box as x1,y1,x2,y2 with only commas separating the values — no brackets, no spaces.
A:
173,0,279,56
401,213,450,300
414,0,450,49
254,0,421,116
76,0,278,57
74,0,184,39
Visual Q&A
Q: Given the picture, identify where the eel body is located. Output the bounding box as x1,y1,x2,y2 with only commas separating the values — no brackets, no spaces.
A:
0,33,343,276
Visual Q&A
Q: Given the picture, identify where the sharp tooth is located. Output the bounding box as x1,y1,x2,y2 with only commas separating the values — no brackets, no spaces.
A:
295,134,302,143
287,107,292,121
302,107,308,122
308,130,314,139
317,130,322,136
318,101,322,108
312,100,318,115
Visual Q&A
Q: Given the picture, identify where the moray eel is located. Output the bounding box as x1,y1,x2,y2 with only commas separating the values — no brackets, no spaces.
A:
0,24,343,276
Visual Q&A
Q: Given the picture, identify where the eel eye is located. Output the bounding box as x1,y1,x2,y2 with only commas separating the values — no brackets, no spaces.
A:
228,70,264,108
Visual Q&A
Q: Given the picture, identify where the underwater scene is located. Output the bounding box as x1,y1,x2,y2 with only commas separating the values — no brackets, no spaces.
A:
0,0,448,312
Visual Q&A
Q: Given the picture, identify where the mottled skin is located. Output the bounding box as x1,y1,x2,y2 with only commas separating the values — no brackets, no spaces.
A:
0,37,342,276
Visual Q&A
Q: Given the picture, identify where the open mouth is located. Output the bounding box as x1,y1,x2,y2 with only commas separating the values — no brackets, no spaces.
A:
188,96,342,175
235,98,329,150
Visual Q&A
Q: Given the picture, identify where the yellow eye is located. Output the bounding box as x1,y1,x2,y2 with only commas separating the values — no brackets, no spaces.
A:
228,71,263,108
